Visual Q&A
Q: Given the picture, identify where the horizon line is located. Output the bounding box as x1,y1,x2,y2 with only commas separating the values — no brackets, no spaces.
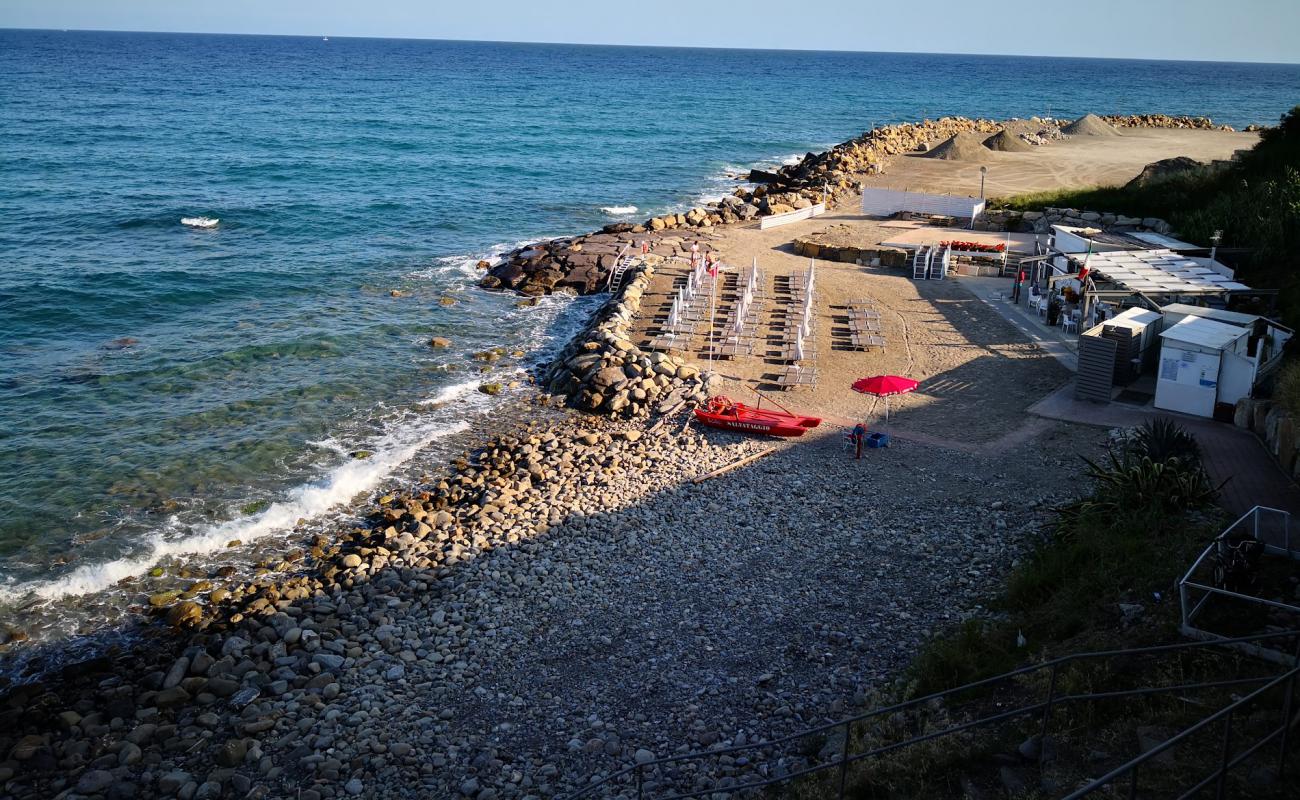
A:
2,26,1299,67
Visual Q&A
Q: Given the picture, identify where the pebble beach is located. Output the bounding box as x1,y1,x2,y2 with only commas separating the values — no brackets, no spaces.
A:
0,108,1271,799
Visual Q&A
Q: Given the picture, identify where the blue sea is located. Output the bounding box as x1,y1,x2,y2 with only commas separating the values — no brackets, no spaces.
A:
2,29,1298,653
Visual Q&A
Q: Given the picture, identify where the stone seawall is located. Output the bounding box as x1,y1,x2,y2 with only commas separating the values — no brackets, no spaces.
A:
481,113,1229,295
541,260,714,417
978,206,1174,235
481,116,1013,296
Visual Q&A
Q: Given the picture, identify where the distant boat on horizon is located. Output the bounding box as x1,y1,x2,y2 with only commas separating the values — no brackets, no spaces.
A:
322,36,329,42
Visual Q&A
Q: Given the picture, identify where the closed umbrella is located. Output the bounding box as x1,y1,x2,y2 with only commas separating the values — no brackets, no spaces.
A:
851,375,919,422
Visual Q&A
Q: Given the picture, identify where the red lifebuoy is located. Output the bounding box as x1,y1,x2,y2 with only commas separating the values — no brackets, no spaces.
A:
708,396,736,414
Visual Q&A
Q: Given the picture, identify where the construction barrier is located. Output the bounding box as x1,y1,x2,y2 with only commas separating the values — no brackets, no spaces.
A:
758,203,826,230
861,188,984,224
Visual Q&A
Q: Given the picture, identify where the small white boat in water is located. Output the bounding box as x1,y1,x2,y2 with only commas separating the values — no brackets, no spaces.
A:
181,216,219,229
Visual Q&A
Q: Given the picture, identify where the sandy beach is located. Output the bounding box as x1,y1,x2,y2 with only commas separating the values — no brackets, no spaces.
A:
0,120,1259,800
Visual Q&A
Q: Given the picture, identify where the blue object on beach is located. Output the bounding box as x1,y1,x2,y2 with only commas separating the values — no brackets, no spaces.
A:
866,432,891,448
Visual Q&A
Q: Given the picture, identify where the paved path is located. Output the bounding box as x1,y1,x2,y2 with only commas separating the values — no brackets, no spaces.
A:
954,275,1080,371
1029,383,1300,516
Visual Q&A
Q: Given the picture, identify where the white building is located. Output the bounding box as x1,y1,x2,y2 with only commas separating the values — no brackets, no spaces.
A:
1154,312,1293,419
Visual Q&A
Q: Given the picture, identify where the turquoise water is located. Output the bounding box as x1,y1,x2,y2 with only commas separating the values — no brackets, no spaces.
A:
2,29,1298,644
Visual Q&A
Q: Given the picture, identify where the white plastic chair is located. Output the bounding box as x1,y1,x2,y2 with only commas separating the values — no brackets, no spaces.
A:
1063,310,1080,334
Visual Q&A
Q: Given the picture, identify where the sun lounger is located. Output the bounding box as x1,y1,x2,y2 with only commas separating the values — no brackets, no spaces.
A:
647,335,686,351
775,365,817,391
850,333,886,350
707,341,752,359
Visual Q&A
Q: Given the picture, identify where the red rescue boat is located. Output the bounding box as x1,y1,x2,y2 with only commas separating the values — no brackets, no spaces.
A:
693,395,822,438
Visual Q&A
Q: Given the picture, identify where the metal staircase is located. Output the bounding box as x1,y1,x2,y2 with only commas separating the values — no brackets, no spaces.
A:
606,245,635,293
911,246,931,280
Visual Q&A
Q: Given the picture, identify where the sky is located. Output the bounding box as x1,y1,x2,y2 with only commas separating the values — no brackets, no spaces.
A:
1,0,1298,64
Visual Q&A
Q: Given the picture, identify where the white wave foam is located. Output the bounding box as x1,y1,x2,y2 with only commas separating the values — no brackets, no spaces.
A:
305,437,350,456
418,377,483,407
781,153,805,166
600,205,638,215
413,236,568,285
0,416,471,605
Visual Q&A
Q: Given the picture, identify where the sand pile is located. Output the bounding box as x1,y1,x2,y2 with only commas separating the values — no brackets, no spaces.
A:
983,129,1034,152
922,131,993,161
1063,113,1120,136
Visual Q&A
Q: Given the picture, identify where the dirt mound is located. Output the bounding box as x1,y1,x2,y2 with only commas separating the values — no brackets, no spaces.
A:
983,130,1034,152
1124,156,1206,189
922,131,994,161
1063,113,1120,137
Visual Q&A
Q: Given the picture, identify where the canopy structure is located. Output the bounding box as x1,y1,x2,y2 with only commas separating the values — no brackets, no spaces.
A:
851,375,919,422
1077,249,1251,296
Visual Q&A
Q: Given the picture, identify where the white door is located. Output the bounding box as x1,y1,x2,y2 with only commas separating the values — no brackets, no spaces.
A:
1154,345,1221,418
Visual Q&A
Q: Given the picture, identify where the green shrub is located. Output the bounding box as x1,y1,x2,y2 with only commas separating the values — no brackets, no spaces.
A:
1125,417,1202,465
1063,452,1217,534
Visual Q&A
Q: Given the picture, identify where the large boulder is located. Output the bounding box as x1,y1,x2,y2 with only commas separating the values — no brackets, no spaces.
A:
491,262,527,290
589,366,628,393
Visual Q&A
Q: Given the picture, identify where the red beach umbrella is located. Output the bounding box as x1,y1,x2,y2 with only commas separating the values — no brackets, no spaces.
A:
851,375,919,422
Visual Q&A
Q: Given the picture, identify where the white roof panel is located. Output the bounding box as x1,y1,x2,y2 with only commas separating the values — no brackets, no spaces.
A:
1087,248,1251,295
1127,231,1201,250
1161,303,1261,327
1107,307,1161,331
1159,317,1246,350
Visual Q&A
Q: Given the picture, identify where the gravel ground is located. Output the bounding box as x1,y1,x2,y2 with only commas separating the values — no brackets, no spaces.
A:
0,406,1101,800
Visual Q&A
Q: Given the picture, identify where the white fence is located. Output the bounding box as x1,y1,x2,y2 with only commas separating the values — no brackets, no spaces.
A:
758,203,826,230
861,188,984,223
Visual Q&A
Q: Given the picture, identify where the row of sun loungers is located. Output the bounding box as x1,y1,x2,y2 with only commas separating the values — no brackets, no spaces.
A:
646,261,891,393
774,261,817,390
845,297,886,352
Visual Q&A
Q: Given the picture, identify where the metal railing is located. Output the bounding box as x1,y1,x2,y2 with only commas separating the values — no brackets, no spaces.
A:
1065,659,1300,799
1181,506,1300,664
561,630,1300,800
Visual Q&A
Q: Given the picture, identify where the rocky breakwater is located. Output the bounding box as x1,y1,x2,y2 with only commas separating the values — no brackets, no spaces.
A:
1100,114,1235,132
752,116,1002,185
542,261,714,417
480,117,1006,299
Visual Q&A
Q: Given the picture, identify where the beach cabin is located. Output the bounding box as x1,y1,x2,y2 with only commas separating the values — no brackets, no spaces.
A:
1152,313,1292,419
1161,303,1293,386
1154,318,1248,418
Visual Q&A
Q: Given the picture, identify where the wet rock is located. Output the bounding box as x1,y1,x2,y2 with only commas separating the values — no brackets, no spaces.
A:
77,769,116,794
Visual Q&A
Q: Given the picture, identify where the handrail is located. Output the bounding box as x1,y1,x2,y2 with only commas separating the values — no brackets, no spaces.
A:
561,629,1300,800
604,244,634,292
1062,663,1300,798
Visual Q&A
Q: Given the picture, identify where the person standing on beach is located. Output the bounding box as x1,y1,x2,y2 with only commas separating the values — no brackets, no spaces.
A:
690,240,700,269
1012,268,1025,303
850,422,867,460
